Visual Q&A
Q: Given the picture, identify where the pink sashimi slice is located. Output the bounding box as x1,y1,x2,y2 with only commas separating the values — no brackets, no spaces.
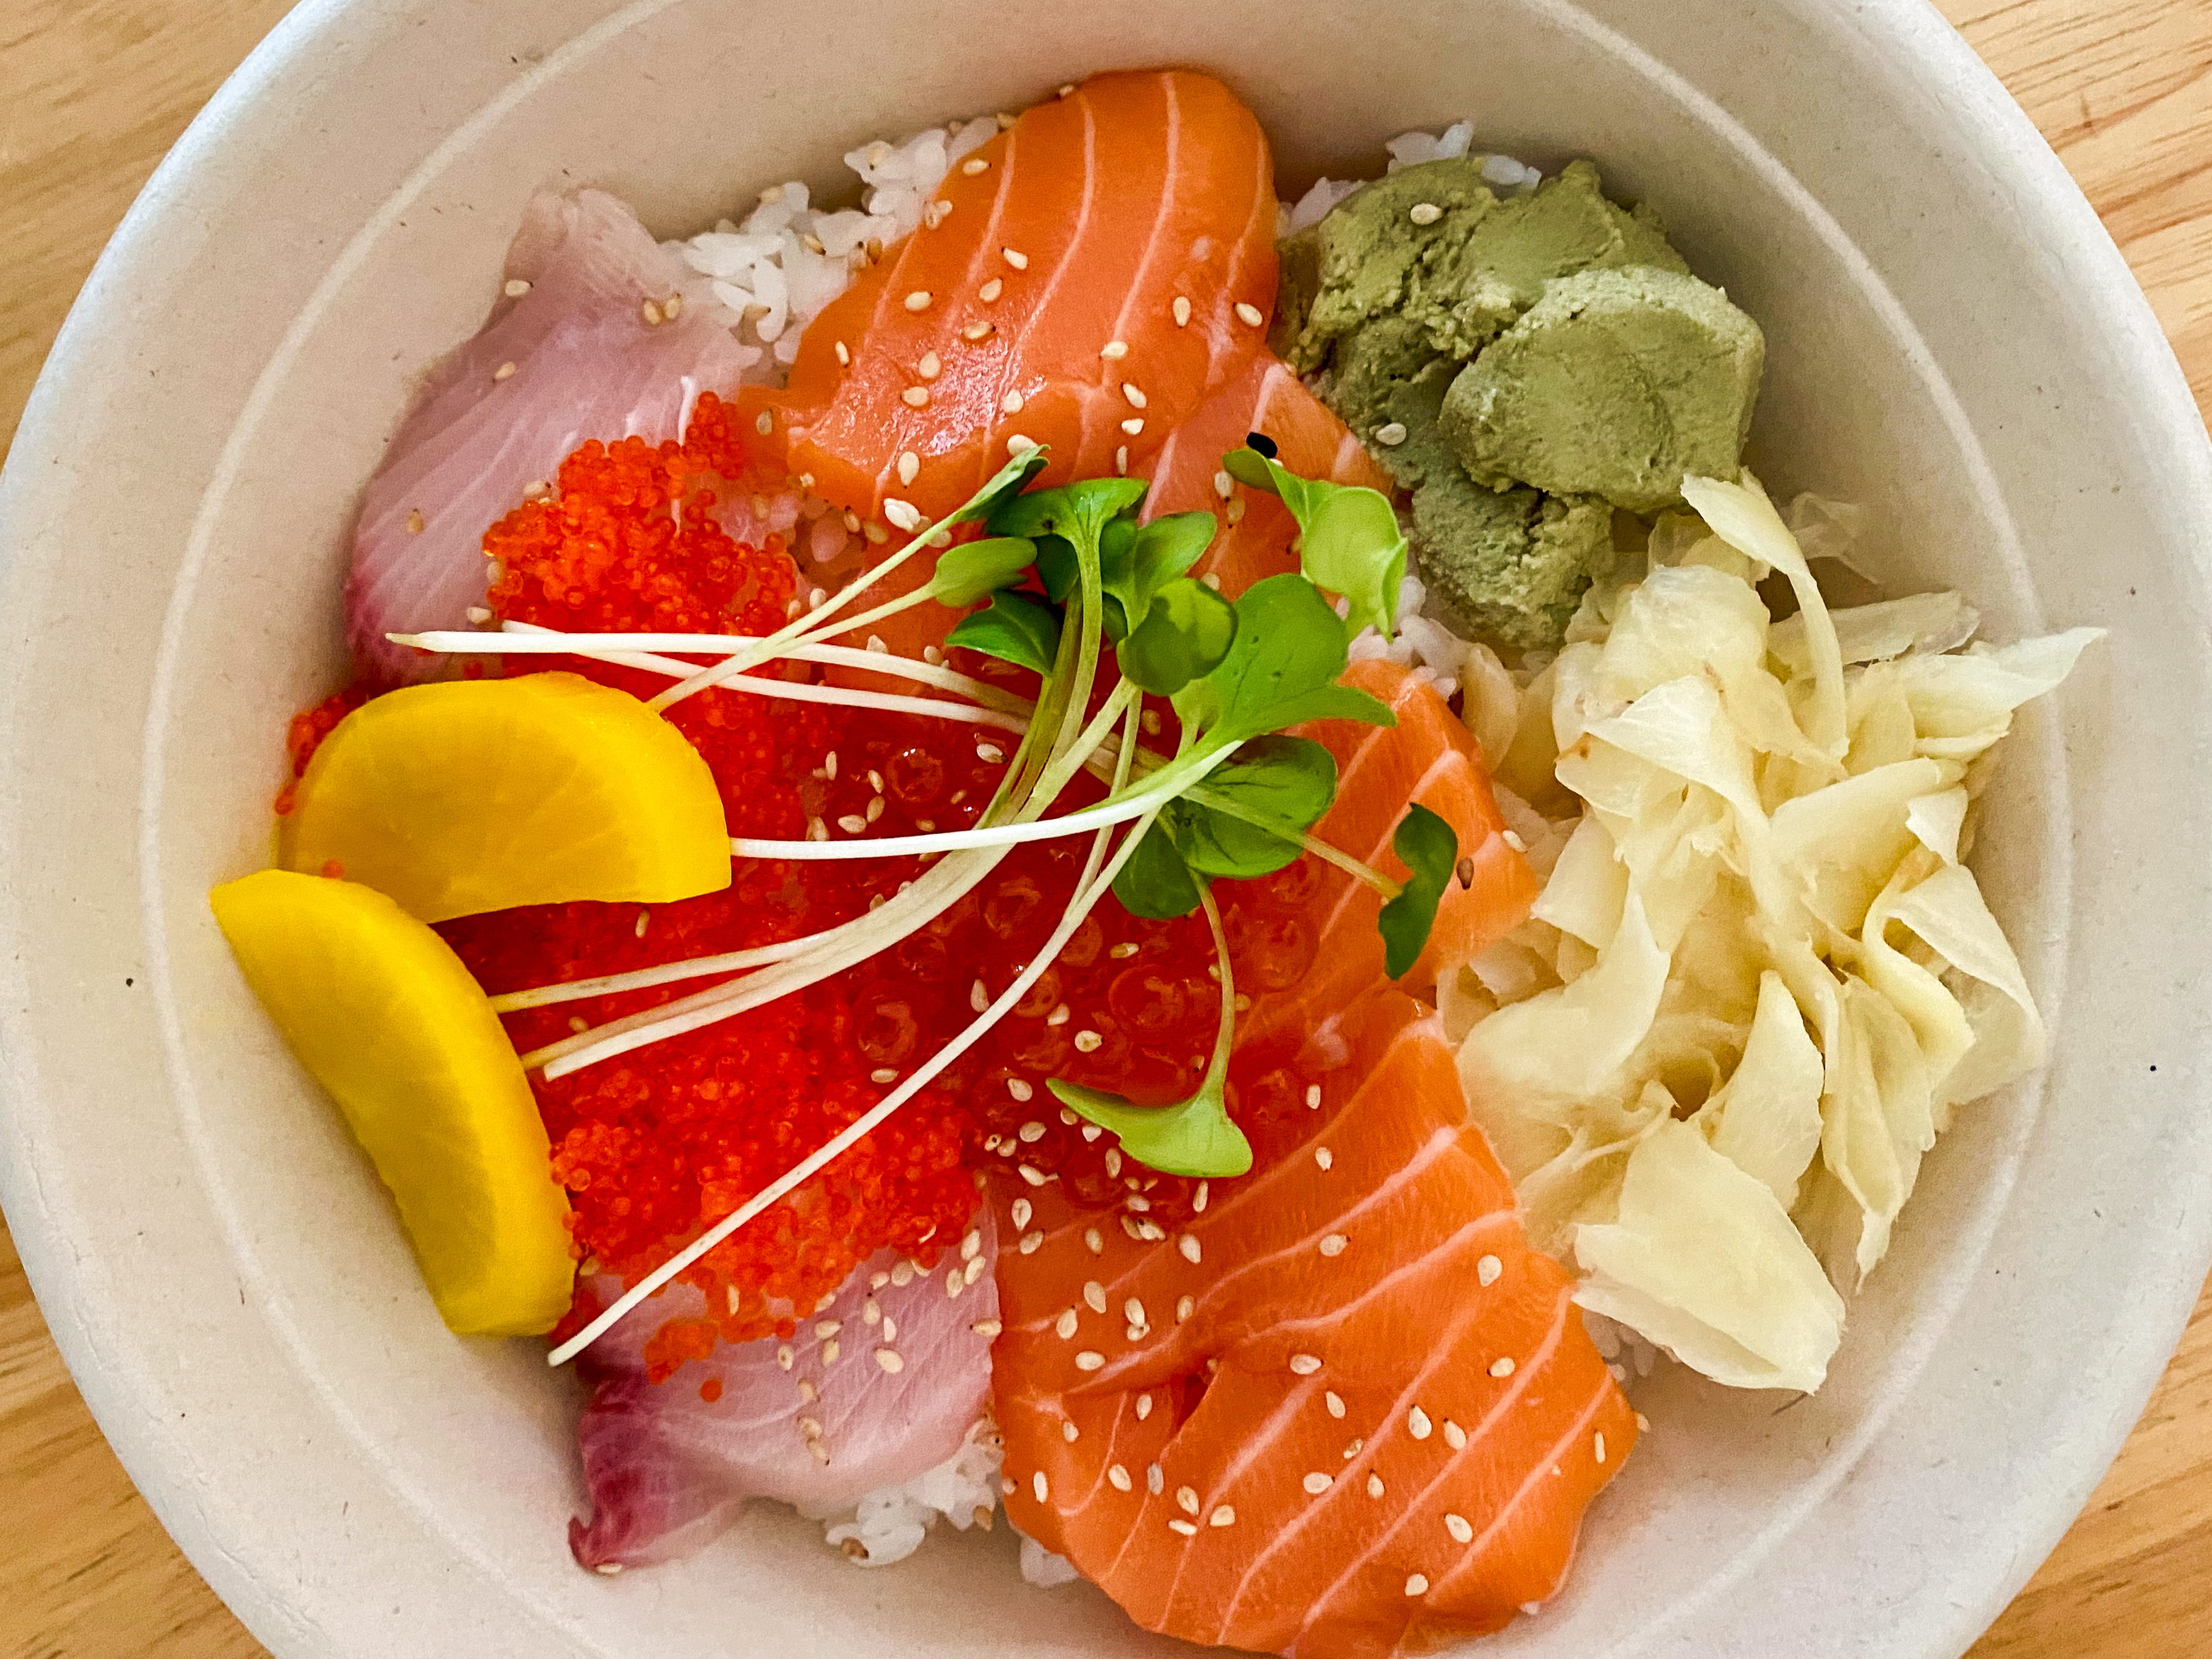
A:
344,188,758,685
568,1205,1000,1569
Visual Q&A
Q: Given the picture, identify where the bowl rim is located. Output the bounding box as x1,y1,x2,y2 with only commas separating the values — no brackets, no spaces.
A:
2,1,2209,1655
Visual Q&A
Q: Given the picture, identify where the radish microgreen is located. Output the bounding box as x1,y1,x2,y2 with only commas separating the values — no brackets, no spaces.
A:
1225,442,1408,641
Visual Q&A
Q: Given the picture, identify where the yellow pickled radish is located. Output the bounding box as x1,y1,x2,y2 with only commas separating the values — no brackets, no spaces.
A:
276,672,729,922
210,868,574,1336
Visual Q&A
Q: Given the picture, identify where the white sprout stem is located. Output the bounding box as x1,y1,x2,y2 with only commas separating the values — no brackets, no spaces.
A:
399,623,1022,711
547,783,1158,1368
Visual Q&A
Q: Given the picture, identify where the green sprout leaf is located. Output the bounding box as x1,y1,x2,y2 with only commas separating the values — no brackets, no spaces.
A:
1117,576,1238,696
1378,802,1457,978
988,476,1150,544
1171,573,1397,742
945,589,1062,676
929,536,1038,607
1224,446,1407,640
1032,535,1078,602
1110,817,1207,919
1108,511,1217,635
953,445,1052,527
1047,1080,1253,1179
1165,735,1336,878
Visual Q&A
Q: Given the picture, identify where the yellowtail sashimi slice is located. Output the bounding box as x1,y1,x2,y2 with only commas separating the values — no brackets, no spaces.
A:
211,869,575,1335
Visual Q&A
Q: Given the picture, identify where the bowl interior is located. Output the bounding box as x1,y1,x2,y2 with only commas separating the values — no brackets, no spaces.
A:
4,1,2208,1657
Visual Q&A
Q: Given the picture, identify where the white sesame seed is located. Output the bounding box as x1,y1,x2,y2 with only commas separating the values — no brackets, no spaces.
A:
865,796,885,823
1343,1438,1363,1459
1063,1419,1079,1442
1477,1254,1503,1287
1003,248,1030,270
1315,1147,1334,1172
1319,1233,1348,1257
1085,1227,1104,1254
1001,1477,1017,1496
1032,1470,1049,1502
1002,390,1025,414
1108,1463,1132,1491
902,386,930,407
1374,421,1410,446
1595,1432,1608,1464
970,979,990,1012
1073,1030,1104,1053
1175,1486,1200,1515
1020,1230,1043,1254
1490,1357,1517,1378
641,298,664,327
1010,1197,1033,1230
1409,1405,1433,1440
822,1339,840,1363
1521,1602,1544,1617
1178,1235,1201,1264
1101,340,1130,360
1366,1472,1385,1498
1122,383,1148,409
798,1415,823,1440
1124,1298,1147,1326
1301,1471,1333,1495
1289,1354,1322,1376
891,1261,914,1287
1305,1084,1323,1108
1235,302,1265,327
1115,445,1129,475
836,813,867,833
897,451,921,486
964,1255,985,1285
1007,1078,1035,1102
466,605,493,625
1110,942,1140,959
980,277,1004,302
1192,1181,1209,1214
1056,1308,1079,1339
963,156,991,175
904,290,932,312
1437,1511,1474,1545
1173,296,1192,326
1075,1350,1105,1371
1083,1280,1107,1313
1019,1164,1046,1188
1176,1294,1195,1322
1147,1463,1165,1495
1136,1392,1153,1420
1018,1121,1046,1144
1444,1419,1467,1450
815,1318,843,1341
1409,201,1444,226
776,1343,794,1370
1121,416,1145,435
493,360,517,382
1209,1505,1236,1528
1168,1518,1197,1536
503,278,532,297
963,320,995,341
1637,1413,1652,1433
977,741,1006,764
918,351,942,381
1405,1573,1429,1597
873,1347,905,1374
756,410,775,436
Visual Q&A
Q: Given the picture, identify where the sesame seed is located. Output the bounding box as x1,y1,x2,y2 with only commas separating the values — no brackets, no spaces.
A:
1062,1419,1079,1442
1001,390,1025,414
1102,340,1130,360
663,292,684,320
1595,1432,1607,1464
1019,1164,1046,1188
1405,1573,1429,1597
805,817,828,842
1056,1308,1079,1339
980,277,1004,302
1409,1405,1433,1440
1020,1231,1043,1254
1033,1470,1049,1502
1122,383,1148,408
1343,1438,1363,1459
963,156,990,175
965,1254,986,1285
1075,1350,1105,1371
1015,1121,1044,1146
1178,1235,1201,1264
1490,1357,1517,1378
822,1339,840,1363
1303,1472,1332,1495
891,1261,914,1286
1637,1413,1652,1432
641,298,664,326
1374,421,1410,446
1440,1511,1475,1544
1443,1419,1467,1450
902,386,930,408
1319,1233,1348,1257
815,1318,843,1341
466,605,493,625
1083,1280,1107,1313
1003,248,1030,269
405,508,426,534
756,410,775,437
493,360,517,382
1085,1227,1104,1254
1108,1463,1133,1491
1409,201,1444,225
1305,1084,1323,1108
1176,1487,1200,1515
1176,1294,1195,1322
969,979,990,1012
1502,829,1528,852
1289,1354,1322,1376
866,796,885,822
777,1344,794,1370
892,452,921,490
1209,1505,1236,1528
1521,1602,1544,1617
875,1347,905,1373
977,741,1006,764
904,290,932,312
1136,1392,1153,1419
1007,432,1038,454
1148,1463,1165,1494
1110,942,1140,959
1007,1078,1035,1102
918,350,942,380
1168,1519,1198,1536
1073,1030,1104,1053
1477,1254,1503,1287
1173,296,1193,326
1121,417,1145,435
1010,1197,1033,1230
837,813,867,833
961,320,996,344
1115,445,1129,475
1001,1477,1017,1496
503,278,532,297
1124,1298,1147,1326
1366,1473,1385,1498
1315,1147,1334,1171
1193,1181,1209,1214
1235,302,1265,327
834,340,851,366
798,1415,823,1439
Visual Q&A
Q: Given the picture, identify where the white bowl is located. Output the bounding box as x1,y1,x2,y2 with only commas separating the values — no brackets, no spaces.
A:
2,1,2206,1654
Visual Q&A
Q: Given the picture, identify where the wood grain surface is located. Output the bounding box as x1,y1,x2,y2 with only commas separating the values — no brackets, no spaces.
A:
1,1,2206,1654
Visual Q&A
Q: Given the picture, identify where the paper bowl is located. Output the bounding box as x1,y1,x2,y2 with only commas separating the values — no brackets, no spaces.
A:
2,0,2206,1654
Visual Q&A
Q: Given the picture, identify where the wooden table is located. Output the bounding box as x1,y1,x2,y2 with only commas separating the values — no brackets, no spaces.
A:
2,0,2207,1652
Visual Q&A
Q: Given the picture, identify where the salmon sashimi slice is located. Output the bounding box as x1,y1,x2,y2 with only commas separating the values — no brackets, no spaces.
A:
1240,661,1540,1064
1139,353,1393,599
743,65,1275,514
991,983,1637,1658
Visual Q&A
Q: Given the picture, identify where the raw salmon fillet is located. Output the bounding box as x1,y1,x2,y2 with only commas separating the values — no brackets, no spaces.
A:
741,68,1277,661
991,984,1637,1657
